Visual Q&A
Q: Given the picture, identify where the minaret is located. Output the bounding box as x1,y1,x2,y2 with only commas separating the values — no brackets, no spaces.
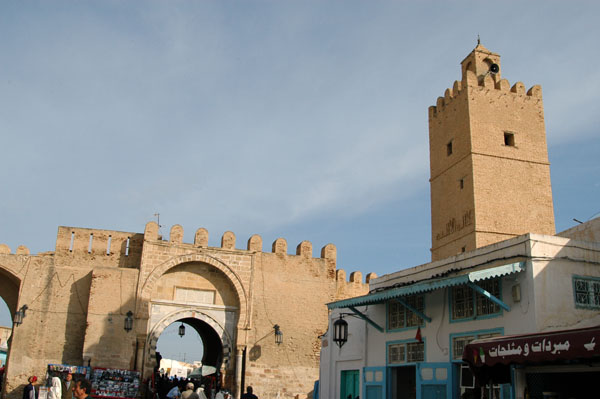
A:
428,44,555,261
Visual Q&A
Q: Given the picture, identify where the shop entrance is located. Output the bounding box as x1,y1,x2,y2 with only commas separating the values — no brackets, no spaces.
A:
390,366,416,399
526,369,600,399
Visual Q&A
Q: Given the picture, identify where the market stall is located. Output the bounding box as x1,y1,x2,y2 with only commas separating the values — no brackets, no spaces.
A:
463,326,600,399
90,368,140,399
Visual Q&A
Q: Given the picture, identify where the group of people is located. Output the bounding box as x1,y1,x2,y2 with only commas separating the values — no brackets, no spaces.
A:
156,376,258,399
21,372,258,399
23,373,92,399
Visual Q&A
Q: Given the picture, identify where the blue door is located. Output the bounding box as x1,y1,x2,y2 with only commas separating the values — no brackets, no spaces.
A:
363,366,385,399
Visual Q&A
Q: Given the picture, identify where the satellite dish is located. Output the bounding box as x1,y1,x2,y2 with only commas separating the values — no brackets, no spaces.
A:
489,63,500,74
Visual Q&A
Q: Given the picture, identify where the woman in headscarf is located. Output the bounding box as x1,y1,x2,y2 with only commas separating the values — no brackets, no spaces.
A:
49,377,62,399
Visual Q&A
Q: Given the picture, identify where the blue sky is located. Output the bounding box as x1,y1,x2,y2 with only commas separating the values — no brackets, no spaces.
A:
1,1,599,361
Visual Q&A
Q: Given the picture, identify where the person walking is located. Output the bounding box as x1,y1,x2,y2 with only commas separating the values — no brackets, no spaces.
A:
166,384,180,399
181,383,198,399
49,377,62,399
61,373,74,399
23,376,37,399
241,386,258,399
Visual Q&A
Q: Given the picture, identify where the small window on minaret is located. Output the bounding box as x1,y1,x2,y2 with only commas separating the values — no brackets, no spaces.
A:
460,178,464,189
504,132,515,147
447,140,453,156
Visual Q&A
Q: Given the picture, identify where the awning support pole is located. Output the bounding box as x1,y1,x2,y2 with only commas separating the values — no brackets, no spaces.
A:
467,282,510,311
348,306,384,332
393,298,432,323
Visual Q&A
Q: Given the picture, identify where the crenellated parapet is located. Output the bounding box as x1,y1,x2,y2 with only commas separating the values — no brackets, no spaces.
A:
335,268,377,299
428,70,543,119
140,222,347,265
0,244,32,255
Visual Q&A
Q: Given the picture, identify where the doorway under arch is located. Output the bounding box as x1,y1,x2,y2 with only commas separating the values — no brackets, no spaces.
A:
146,310,233,378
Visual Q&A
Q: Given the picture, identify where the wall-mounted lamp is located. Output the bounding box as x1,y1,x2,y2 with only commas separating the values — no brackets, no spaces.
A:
13,305,28,326
273,324,283,345
333,315,348,348
124,311,134,332
178,323,186,338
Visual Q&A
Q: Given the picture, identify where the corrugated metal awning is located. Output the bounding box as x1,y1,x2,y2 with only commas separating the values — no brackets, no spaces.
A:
328,261,525,310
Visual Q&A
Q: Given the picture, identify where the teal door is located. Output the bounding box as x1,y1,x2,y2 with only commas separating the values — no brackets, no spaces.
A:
366,385,382,399
341,370,360,399
421,384,446,399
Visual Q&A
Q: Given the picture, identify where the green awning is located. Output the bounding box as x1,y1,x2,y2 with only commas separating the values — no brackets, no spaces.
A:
328,261,525,310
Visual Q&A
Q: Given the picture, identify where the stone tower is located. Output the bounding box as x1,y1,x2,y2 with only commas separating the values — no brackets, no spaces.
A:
428,43,555,261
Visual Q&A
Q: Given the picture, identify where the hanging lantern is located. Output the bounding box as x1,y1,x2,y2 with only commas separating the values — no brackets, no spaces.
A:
273,324,283,345
13,309,23,326
178,323,186,337
124,311,134,332
333,315,348,348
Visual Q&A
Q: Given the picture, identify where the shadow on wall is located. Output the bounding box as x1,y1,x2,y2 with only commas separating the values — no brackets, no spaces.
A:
62,272,93,365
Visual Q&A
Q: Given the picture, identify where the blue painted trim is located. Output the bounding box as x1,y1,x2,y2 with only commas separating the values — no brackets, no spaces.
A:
448,327,504,362
349,306,384,332
448,279,504,323
572,274,600,310
329,274,470,309
362,366,386,399
386,338,427,367
328,262,524,310
417,362,453,399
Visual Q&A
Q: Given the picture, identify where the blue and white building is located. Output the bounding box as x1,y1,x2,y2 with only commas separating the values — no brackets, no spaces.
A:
319,223,600,399
318,43,600,399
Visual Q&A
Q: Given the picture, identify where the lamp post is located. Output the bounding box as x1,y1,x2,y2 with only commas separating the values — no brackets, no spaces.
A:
124,311,134,332
273,324,283,345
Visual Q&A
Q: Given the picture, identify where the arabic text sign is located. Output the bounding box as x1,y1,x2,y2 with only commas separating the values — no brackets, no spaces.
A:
464,327,600,367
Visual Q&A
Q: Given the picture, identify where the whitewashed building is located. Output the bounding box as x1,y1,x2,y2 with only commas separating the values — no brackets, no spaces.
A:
319,223,600,399
318,43,600,399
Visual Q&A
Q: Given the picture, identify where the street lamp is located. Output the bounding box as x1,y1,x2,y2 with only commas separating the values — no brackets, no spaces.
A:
178,323,186,337
273,324,283,345
333,315,348,348
124,311,133,332
13,305,28,326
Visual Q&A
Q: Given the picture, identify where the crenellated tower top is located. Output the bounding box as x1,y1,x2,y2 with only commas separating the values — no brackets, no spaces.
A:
428,44,555,261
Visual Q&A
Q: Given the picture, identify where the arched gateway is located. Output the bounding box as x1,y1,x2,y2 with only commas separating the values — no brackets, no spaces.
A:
140,256,243,385
0,222,369,399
